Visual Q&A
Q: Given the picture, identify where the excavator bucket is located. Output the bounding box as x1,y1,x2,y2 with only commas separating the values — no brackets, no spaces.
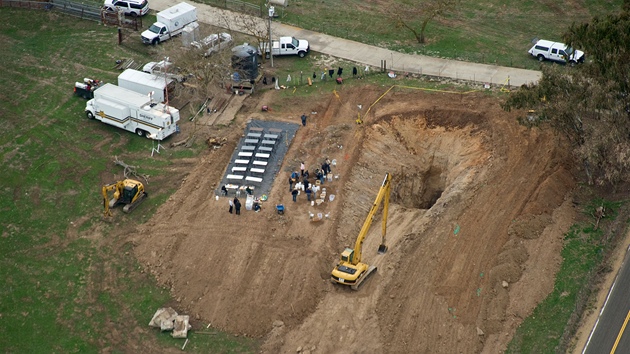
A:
377,244,388,254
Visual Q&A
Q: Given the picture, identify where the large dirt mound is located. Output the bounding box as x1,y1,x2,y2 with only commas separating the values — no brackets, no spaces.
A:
130,86,576,353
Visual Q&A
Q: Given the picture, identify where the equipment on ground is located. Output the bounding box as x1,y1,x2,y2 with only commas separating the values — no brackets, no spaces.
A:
102,179,147,216
74,78,102,99
331,173,391,290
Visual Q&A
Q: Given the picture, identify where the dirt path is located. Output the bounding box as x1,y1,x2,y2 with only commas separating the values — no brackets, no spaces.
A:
129,85,576,353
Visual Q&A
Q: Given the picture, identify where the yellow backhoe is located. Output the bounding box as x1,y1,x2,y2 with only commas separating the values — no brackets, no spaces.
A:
331,173,390,290
102,179,147,217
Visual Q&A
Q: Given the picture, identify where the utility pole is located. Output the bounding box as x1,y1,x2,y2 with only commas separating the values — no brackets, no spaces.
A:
268,5,274,68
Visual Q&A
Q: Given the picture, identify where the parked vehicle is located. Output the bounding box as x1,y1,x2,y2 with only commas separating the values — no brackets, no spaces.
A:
191,32,233,57
103,0,149,17
85,83,180,140
260,36,309,58
528,39,585,65
118,69,173,103
74,78,103,99
141,2,197,45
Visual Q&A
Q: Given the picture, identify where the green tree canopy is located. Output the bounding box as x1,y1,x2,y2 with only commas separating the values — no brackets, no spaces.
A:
504,0,630,185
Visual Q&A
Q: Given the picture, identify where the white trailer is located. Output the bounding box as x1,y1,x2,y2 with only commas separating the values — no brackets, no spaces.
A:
118,69,173,103
85,83,180,140
141,2,197,45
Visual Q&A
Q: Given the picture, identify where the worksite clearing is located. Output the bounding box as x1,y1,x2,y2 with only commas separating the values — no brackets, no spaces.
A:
125,84,575,353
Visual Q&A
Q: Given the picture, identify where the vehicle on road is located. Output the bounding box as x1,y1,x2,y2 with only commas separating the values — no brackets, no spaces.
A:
528,39,585,65
260,36,309,58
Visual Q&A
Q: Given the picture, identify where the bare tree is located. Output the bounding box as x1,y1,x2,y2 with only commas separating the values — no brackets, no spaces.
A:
392,0,460,44
217,11,269,62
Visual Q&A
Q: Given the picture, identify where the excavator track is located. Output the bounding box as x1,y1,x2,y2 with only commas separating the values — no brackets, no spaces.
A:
123,192,148,213
351,266,377,290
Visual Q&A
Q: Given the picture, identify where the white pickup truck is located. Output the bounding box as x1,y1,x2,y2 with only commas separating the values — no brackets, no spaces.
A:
261,36,310,58
141,2,197,45
528,39,585,65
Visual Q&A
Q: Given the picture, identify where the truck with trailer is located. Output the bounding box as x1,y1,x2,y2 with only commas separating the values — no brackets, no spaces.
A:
260,36,310,58
141,2,197,45
118,68,174,103
85,83,180,140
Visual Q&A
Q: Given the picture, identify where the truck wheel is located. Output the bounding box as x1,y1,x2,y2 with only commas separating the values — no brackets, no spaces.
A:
136,129,145,137
298,51,306,58
152,38,159,45
537,55,545,62
130,12,138,18
86,111,95,120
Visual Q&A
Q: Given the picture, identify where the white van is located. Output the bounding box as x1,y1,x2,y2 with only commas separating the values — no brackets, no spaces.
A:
103,0,149,17
528,39,585,65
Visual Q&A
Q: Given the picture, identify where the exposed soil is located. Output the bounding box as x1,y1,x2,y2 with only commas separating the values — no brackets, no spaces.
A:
124,84,576,353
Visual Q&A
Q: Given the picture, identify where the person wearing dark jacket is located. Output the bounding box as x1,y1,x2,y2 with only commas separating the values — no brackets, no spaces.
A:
291,188,298,202
234,197,241,215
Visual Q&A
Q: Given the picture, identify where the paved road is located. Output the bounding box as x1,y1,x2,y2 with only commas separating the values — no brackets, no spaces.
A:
147,1,541,87
583,245,630,354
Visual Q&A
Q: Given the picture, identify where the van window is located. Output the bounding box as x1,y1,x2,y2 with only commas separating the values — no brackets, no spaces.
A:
535,45,549,51
551,48,558,54
130,0,147,9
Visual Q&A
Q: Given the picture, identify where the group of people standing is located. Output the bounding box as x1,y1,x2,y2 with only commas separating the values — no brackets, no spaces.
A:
228,197,241,215
289,158,333,202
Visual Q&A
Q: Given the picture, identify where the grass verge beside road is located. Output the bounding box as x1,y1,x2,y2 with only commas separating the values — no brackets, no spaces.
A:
506,199,625,353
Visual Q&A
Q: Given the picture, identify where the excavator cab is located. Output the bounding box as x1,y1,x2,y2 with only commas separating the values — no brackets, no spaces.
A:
102,179,147,216
121,184,139,204
340,248,355,263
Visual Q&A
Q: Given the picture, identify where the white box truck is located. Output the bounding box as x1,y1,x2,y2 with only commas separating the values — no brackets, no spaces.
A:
85,83,180,140
118,69,173,103
141,2,197,45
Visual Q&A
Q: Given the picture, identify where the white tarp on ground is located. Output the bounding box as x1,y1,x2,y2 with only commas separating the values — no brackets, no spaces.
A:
172,315,192,338
148,307,178,330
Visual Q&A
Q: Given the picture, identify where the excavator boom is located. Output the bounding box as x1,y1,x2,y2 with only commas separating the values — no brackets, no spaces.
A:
331,173,391,289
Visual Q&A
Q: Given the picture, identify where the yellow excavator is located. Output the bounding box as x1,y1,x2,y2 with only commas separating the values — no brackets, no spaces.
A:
331,173,391,290
102,179,147,217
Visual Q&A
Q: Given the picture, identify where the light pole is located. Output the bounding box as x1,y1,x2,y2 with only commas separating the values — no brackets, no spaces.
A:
268,5,274,68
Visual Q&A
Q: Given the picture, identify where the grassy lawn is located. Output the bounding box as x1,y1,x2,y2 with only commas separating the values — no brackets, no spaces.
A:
195,0,623,69
506,199,625,353
0,8,256,353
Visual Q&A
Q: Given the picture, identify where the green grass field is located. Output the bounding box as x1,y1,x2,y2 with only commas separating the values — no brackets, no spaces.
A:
0,8,256,352
0,1,626,352
195,0,623,69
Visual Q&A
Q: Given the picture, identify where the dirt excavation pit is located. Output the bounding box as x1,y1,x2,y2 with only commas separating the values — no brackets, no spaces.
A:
130,88,576,354
381,114,487,211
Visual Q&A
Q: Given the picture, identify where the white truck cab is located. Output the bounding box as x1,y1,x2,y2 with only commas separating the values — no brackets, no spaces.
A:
528,39,585,65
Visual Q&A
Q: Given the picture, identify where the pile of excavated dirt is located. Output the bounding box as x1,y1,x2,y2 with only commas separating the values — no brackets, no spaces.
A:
129,85,576,353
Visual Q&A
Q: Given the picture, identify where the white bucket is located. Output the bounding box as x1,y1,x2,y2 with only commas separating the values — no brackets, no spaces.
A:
327,175,333,182
311,201,314,206
215,195,219,201
329,194,335,202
